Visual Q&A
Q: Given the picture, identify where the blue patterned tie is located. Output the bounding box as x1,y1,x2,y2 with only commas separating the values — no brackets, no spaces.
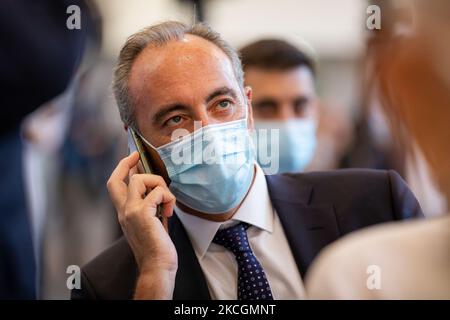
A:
213,222,274,300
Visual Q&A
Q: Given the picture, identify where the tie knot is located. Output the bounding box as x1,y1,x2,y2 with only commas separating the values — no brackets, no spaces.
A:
213,222,251,254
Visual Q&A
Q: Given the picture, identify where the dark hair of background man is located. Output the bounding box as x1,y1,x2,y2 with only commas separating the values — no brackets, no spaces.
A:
239,39,315,75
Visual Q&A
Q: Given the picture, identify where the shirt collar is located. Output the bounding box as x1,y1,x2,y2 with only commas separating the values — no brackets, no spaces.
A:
175,164,274,259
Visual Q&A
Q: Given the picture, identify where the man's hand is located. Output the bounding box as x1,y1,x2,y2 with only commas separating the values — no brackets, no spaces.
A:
107,152,177,299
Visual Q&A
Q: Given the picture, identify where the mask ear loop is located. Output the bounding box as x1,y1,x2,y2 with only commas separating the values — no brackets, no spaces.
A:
133,127,159,151
130,126,172,184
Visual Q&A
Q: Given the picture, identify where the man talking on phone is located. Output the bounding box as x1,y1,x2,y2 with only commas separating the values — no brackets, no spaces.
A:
72,21,423,300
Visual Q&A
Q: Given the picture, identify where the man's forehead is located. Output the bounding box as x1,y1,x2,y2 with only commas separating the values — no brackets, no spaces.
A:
246,66,315,96
245,65,313,82
129,34,234,90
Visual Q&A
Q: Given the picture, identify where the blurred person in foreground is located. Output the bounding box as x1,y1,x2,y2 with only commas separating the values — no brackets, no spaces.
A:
72,21,423,300
239,40,318,174
0,0,90,299
306,0,450,299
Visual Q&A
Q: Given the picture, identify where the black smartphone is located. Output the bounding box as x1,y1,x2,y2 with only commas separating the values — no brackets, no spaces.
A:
127,127,166,228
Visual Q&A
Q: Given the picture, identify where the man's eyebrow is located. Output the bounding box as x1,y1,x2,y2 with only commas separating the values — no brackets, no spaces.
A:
253,98,278,106
205,86,238,103
293,95,310,103
152,104,190,124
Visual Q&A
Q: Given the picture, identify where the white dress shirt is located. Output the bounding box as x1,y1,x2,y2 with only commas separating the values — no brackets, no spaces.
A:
175,164,306,300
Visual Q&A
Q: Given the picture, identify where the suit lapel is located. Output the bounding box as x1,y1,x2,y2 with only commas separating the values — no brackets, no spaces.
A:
166,173,340,298
169,214,211,300
265,174,340,277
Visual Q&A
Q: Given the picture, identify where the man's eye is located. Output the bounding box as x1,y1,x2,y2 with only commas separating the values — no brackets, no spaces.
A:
293,98,309,115
218,100,231,109
166,115,183,126
255,102,277,115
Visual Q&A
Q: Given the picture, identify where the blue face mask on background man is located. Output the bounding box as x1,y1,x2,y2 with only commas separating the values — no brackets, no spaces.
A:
139,115,256,214
254,118,317,174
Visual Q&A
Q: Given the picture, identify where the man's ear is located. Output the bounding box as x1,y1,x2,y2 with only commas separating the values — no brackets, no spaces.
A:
244,86,254,131
123,124,128,132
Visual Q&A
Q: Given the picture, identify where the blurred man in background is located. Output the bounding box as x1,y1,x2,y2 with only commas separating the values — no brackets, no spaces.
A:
239,40,318,174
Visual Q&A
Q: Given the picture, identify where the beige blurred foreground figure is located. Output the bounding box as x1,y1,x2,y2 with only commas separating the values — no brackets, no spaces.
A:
306,0,450,299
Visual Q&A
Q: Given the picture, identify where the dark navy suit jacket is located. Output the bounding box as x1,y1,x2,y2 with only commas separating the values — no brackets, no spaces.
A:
71,169,423,300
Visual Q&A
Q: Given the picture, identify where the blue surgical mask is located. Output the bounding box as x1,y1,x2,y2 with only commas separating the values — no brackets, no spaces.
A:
254,119,317,174
139,117,255,214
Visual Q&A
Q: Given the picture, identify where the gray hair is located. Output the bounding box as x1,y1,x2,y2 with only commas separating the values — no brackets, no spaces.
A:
113,21,244,130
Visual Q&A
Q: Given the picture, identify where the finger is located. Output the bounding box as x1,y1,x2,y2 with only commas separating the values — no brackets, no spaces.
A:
111,152,140,182
129,164,139,178
107,152,140,209
142,186,176,218
128,161,144,178
127,173,168,202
